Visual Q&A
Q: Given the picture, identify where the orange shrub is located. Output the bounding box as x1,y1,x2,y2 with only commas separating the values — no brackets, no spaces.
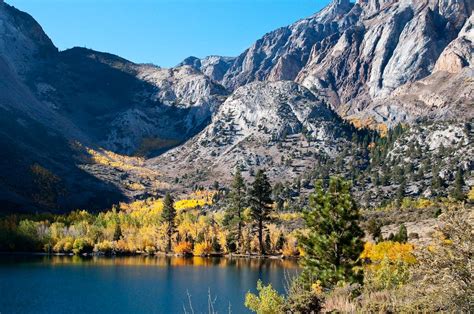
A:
174,242,193,255
282,243,300,257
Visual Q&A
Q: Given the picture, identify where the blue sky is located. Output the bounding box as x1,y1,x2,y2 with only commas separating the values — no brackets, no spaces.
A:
8,0,330,67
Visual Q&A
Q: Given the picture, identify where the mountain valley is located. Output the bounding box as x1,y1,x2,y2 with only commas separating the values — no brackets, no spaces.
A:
0,0,472,212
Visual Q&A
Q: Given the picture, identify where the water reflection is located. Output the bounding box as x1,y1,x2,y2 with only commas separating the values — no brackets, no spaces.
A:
0,254,299,269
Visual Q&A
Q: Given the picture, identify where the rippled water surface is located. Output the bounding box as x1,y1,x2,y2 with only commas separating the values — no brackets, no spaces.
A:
0,255,299,313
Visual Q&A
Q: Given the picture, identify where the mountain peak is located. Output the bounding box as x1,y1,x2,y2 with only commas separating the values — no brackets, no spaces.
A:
333,0,351,7
177,56,201,69
313,0,354,22
0,1,57,74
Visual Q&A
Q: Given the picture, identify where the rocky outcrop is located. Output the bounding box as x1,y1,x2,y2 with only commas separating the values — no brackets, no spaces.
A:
179,55,235,83
149,81,355,187
0,3,57,75
345,10,474,127
434,13,473,73
347,68,474,127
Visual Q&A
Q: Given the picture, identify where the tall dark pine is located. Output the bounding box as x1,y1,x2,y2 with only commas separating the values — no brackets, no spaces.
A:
161,192,176,253
230,168,246,250
249,169,273,255
431,166,444,196
299,177,364,288
451,168,465,201
113,222,122,241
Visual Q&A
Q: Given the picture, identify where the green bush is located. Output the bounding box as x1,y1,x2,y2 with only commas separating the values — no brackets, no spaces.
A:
72,238,94,255
284,277,322,313
245,280,284,314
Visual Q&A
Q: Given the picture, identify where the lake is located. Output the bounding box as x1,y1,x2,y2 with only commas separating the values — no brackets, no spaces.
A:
0,255,299,313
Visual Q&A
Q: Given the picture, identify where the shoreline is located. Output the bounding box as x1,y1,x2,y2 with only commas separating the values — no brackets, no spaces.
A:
0,251,300,260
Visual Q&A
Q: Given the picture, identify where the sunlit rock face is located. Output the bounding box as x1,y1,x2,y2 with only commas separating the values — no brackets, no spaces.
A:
434,13,474,73
149,81,355,185
198,0,473,123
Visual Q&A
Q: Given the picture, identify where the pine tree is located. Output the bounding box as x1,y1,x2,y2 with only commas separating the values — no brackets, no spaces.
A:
213,181,220,191
273,182,285,212
276,233,285,251
225,233,237,253
451,168,465,201
394,224,408,243
212,237,221,253
226,168,246,251
113,222,122,241
396,180,406,206
299,177,364,288
431,166,444,196
367,219,382,243
249,169,273,255
265,233,272,253
372,172,380,186
416,167,424,181
161,192,176,253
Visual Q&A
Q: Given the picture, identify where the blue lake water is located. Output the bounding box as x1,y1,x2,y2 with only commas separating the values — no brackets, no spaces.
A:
0,255,299,313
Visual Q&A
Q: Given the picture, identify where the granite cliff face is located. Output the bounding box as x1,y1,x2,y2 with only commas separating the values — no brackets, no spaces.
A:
434,13,474,73
0,2,57,74
149,81,358,187
192,0,473,125
298,0,473,124
157,0,473,186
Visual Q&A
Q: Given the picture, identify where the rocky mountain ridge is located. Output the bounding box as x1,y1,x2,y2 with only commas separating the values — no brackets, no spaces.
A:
149,81,361,187
0,0,472,211
189,0,473,126
153,0,473,189
0,2,228,211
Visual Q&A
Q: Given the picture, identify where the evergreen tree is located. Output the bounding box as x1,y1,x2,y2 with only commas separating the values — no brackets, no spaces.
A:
367,219,382,243
272,182,285,212
276,233,285,251
225,233,237,253
392,165,404,184
396,180,406,206
299,177,364,288
438,143,446,156
394,224,408,243
226,168,246,251
415,143,422,158
161,192,176,253
404,163,414,177
451,168,465,201
431,167,444,196
249,169,273,255
372,172,380,186
265,233,272,253
113,222,122,241
212,236,221,253
415,167,424,181
381,165,390,186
